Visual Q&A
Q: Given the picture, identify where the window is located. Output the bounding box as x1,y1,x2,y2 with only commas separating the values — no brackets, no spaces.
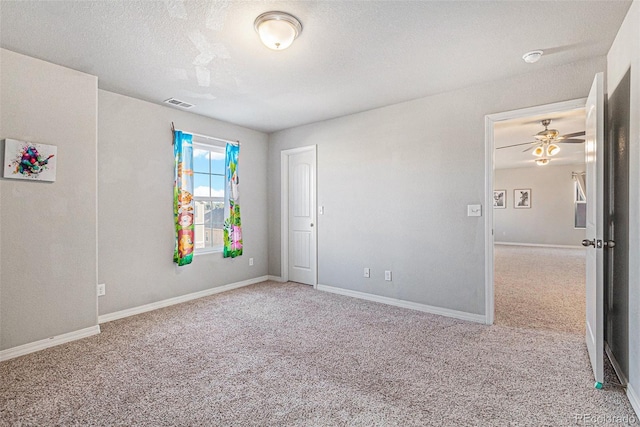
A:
193,143,225,253
574,180,586,229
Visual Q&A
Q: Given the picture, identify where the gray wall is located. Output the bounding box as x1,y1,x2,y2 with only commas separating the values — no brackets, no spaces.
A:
607,0,640,411
0,49,98,350
268,56,606,316
98,90,269,316
494,164,586,246
0,48,270,352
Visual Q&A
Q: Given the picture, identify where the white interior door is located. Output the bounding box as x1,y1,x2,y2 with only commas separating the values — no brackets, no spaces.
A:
287,148,317,285
584,72,605,387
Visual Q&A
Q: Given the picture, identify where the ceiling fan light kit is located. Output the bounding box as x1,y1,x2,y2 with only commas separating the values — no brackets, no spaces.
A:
496,118,585,166
254,11,302,50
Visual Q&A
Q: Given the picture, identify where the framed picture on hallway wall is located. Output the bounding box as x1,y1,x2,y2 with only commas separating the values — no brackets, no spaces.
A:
493,190,506,209
514,188,531,209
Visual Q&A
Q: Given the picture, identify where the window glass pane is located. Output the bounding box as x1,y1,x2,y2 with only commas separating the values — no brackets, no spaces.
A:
575,182,586,202
211,175,225,198
212,227,224,248
210,202,225,229
191,144,226,253
575,202,587,229
211,156,225,175
193,148,210,173
194,200,205,225
194,224,205,249
202,227,214,249
203,204,213,228
194,173,210,197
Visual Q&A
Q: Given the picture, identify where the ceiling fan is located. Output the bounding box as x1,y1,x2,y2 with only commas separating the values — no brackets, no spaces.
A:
497,119,585,165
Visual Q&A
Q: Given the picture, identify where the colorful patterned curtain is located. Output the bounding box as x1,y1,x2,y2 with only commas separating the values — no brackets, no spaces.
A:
173,131,195,266
223,143,242,258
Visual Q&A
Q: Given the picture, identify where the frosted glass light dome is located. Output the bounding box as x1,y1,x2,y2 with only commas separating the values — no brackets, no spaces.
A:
547,143,560,156
254,12,302,50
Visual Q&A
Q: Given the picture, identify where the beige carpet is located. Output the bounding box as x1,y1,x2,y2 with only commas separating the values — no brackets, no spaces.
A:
494,244,586,334
1,281,635,426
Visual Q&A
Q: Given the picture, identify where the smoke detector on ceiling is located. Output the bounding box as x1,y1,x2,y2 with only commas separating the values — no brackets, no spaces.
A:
522,50,543,64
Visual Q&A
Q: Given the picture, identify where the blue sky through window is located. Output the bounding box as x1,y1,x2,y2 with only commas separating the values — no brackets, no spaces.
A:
193,144,225,199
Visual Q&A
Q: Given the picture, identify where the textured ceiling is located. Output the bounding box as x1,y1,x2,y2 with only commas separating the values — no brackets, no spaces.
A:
0,1,631,133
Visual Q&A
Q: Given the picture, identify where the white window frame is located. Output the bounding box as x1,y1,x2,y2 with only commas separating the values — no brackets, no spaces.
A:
193,142,225,254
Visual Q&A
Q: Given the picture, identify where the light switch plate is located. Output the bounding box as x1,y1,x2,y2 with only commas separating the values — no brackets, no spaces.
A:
467,204,482,217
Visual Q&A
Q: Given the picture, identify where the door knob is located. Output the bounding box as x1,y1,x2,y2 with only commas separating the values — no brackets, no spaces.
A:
604,240,616,248
582,239,596,247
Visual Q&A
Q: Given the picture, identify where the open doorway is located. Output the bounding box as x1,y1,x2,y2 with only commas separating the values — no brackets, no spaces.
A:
485,100,587,334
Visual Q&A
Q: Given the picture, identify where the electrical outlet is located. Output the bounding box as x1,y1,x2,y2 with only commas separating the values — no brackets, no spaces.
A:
97,283,106,297
249,258,254,266
363,268,370,278
384,271,392,281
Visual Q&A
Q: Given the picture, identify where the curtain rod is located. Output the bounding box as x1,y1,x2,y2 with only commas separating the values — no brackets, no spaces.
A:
171,122,240,145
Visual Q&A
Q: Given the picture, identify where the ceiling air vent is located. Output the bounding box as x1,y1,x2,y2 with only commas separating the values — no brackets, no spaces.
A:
163,98,194,109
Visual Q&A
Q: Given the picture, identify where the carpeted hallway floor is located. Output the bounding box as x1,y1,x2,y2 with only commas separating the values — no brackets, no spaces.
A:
1,280,636,426
494,244,586,334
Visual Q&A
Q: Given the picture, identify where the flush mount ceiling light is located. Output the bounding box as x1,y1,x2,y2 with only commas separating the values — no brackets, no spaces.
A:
254,11,302,50
522,50,543,64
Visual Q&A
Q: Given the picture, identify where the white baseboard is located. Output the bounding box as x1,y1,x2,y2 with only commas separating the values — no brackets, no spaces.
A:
0,325,100,362
267,275,285,282
628,382,640,418
605,342,629,385
495,242,584,249
98,275,269,324
316,284,486,324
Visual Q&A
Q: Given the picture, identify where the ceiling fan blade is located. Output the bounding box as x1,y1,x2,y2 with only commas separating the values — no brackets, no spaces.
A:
522,145,536,153
558,138,585,144
496,141,536,150
559,131,586,139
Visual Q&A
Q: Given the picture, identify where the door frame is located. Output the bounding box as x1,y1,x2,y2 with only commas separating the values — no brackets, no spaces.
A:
484,98,587,325
281,145,318,287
